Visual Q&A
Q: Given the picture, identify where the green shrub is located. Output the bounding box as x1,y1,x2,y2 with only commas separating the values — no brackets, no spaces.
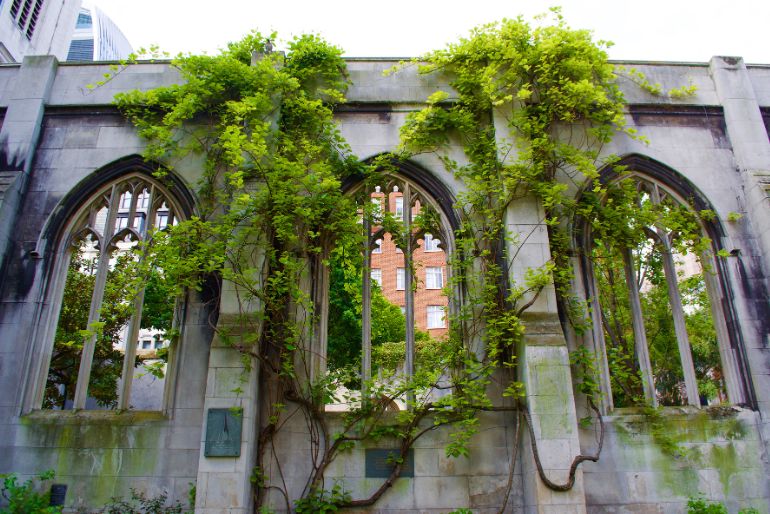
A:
103,488,186,514
688,496,761,514
0,471,60,514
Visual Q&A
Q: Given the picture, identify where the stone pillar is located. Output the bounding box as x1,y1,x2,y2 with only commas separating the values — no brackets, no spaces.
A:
194,278,263,513
505,197,587,513
710,55,770,476
0,55,57,283
0,56,57,423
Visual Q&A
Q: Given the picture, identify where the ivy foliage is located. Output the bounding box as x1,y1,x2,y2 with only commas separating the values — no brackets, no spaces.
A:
0,471,60,514
397,9,715,410
394,10,631,407
115,32,361,373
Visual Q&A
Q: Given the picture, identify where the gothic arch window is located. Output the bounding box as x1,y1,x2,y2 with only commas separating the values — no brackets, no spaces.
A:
328,160,458,406
581,158,751,412
39,170,189,411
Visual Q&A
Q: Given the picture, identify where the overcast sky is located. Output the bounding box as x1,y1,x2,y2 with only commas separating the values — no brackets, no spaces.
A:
91,0,770,64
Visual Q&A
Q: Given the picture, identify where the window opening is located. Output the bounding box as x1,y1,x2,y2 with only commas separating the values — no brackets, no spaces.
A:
10,0,43,39
425,267,443,289
395,196,404,220
426,305,446,329
589,175,740,409
370,268,382,287
25,0,42,39
423,233,441,252
10,0,21,18
327,173,453,410
43,175,181,411
75,11,92,29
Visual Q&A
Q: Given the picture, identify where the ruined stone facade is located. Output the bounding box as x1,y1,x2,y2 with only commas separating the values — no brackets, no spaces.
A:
0,55,769,513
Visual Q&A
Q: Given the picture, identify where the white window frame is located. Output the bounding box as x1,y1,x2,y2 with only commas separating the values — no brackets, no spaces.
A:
396,267,405,290
370,268,382,287
426,305,445,329
423,233,441,252
425,267,443,289
395,196,404,220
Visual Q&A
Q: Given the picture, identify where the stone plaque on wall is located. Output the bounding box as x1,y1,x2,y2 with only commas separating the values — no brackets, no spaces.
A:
204,408,243,457
365,449,414,478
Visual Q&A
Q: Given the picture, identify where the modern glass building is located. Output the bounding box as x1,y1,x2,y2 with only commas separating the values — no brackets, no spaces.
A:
65,2,132,61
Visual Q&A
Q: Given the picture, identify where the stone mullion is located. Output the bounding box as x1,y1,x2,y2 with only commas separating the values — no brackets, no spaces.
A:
658,232,700,406
361,215,372,395
622,247,657,406
312,249,330,382
403,183,415,407
73,183,121,409
118,183,158,410
701,255,745,404
585,256,614,412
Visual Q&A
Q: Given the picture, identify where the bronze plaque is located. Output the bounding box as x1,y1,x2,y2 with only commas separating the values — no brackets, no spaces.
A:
365,448,414,478
204,408,242,457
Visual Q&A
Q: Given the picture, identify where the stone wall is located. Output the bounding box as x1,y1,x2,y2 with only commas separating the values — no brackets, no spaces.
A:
0,55,767,513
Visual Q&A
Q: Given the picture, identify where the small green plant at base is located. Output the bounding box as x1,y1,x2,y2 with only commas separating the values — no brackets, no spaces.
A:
0,471,60,514
186,483,195,511
103,488,188,514
688,496,728,514
294,483,350,513
687,496,760,514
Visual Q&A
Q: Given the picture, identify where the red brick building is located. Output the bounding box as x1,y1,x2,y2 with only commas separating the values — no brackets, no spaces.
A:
369,188,449,338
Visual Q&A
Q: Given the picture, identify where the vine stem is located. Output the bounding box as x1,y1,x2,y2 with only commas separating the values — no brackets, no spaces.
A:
497,404,522,514
520,397,604,492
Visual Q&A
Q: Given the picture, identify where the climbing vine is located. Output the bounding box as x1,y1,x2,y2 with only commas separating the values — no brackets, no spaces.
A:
112,11,712,512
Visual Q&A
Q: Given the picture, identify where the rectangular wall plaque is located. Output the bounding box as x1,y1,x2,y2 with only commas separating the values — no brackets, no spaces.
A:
365,448,414,478
204,408,243,457
49,484,67,506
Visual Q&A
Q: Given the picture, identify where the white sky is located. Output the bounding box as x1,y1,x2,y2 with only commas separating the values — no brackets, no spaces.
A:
91,0,770,64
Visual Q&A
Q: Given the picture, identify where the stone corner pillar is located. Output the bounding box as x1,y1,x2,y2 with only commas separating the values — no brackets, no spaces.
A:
0,54,58,274
519,314,587,514
194,280,262,514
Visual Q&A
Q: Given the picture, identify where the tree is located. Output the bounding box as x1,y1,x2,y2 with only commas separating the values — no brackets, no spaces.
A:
327,249,406,371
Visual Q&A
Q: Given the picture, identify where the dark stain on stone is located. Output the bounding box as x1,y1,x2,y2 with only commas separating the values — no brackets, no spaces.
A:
629,105,729,149
735,253,770,345
719,56,742,66
760,107,770,143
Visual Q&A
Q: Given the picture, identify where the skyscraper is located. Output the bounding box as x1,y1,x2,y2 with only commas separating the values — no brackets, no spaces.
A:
65,2,132,61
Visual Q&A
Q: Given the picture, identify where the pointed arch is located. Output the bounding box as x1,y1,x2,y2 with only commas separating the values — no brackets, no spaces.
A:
574,153,755,411
31,156,197,412
330,155,460,405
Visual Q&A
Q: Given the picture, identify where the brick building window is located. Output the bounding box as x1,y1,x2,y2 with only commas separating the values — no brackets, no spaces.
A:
370,268,382,287
396,268,405,290
426,306,445,329
425,267,443,289
423,233,441,252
